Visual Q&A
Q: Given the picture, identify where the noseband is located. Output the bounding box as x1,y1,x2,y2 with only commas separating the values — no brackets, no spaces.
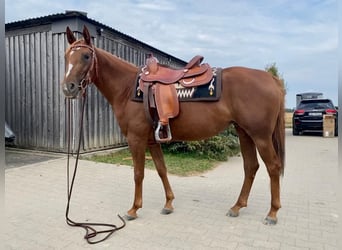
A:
68,42,98,95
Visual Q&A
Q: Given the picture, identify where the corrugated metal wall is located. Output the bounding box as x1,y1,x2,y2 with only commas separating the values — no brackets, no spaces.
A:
5,26,184,153
5,30,68,151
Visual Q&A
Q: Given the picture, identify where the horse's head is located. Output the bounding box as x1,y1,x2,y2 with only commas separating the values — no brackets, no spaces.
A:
62,26,97,99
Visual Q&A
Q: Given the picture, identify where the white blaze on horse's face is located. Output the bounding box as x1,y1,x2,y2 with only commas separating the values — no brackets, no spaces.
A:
66,63,74,78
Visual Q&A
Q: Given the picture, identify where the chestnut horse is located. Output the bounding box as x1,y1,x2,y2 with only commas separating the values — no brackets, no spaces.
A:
62,26,285,225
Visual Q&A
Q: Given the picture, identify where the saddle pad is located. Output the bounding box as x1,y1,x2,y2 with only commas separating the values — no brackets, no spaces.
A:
132,68,222,102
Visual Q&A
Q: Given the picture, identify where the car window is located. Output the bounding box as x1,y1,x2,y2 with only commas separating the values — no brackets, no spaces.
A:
298,101,334,109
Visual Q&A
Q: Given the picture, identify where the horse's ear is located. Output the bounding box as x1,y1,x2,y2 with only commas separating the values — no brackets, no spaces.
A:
66,26,76,44
83,26,92,45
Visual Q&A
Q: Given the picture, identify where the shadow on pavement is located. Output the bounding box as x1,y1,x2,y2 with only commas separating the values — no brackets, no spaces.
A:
5,147,65,169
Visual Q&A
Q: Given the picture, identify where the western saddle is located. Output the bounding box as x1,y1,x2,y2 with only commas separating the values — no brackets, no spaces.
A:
139,53,214,142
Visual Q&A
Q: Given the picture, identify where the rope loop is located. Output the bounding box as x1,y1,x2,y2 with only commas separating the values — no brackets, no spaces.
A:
65,96,126,244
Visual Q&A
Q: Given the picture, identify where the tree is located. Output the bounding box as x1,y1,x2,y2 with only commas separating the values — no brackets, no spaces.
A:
265,62,287,94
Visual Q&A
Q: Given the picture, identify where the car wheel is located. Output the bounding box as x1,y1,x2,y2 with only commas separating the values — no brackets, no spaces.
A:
292,123,300,135
292,127,300,136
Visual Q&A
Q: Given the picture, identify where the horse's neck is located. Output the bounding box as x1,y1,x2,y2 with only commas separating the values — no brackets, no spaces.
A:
93,48,138,107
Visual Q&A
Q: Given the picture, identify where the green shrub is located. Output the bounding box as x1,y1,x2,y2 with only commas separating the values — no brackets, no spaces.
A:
162,125,240,161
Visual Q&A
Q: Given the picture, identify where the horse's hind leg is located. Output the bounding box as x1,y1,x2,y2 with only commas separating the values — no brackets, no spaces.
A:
254,136,282,225
148,142,175,214
228,126,259,218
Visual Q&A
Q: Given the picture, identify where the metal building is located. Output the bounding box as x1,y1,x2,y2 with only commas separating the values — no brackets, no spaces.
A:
5,11,186,153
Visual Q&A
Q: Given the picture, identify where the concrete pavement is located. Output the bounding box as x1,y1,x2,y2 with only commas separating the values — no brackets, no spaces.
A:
4,130,338,249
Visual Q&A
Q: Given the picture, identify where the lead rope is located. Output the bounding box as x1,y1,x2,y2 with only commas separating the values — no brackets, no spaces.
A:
65,90,126,244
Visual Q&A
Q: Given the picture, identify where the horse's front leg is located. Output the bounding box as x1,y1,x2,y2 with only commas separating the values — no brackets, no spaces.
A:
126,141,147,220
148,142,175,214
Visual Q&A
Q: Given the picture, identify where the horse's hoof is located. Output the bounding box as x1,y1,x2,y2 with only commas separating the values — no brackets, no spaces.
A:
263,216,277,225
124,214,137,221
161,208,174,215
226,209,239,217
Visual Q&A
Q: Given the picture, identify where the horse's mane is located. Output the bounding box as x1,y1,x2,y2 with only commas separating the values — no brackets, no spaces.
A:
94,47,138,70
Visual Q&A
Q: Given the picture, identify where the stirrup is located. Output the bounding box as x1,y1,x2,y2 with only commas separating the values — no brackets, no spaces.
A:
155,122,172,142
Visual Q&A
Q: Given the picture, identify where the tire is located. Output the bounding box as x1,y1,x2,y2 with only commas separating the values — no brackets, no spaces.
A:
292,123,300,136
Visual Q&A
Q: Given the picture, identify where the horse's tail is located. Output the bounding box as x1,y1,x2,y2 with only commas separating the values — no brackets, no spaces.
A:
272,77,285,176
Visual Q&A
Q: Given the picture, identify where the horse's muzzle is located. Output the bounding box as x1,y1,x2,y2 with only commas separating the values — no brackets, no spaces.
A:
62,82,80,99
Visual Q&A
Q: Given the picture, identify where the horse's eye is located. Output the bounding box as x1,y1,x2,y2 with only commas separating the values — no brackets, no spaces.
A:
83,54,90,60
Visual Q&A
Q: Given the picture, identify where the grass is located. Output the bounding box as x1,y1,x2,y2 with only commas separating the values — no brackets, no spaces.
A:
85,148,220,176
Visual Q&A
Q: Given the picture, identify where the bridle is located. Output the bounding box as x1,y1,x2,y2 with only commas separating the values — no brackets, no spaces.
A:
64,41,125,244
67,42,98,96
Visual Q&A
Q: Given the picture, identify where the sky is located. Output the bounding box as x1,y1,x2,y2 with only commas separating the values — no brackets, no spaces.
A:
5,0,338,108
